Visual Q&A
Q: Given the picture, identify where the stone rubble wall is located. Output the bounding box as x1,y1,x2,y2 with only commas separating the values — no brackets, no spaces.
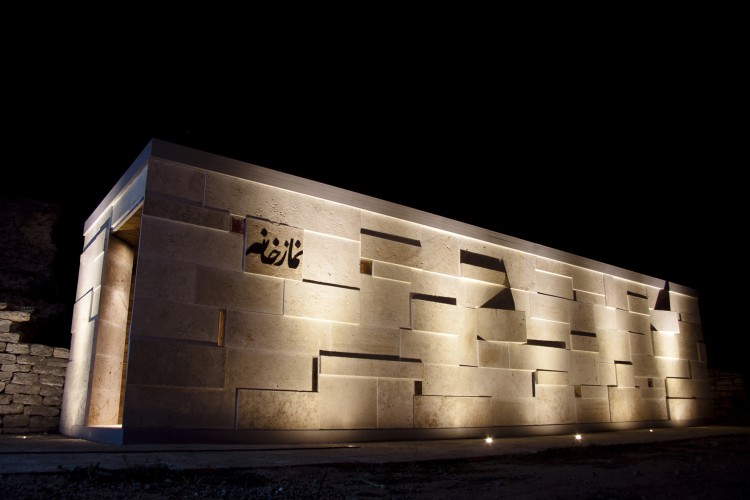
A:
710,368,749,422
0,303,69,434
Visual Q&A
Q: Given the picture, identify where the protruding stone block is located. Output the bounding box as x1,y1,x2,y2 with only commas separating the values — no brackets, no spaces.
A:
205,172,290,222
594,305,617,330
570,333,599,352
400,330,457,365
666,378,712,399
460,239,535,291
608,387,643,421
372,261,411,282
597,329,631,363
225,349,313,391
284,280,359,324
535,259,605,295
534,270,574,300
629,332,654,356
244,220,304,280
474,308,526,343
144,195,229,231
678,321,703,342
536,370,568,385
669,292,700,316
287,191,361,241
320,355,423,379
195,266,283,315
420,226,460,276
414,395,492,428
237,389,319,430
509,344,570,372
412,299,464,335
477,341,510,368
378,379,415,428
330,323,400,357
225,310,330,356
301,230,360,288
570,351,599,385
570,301,596,333
616,309,650,335
652,332,679,358
574,290,606,305
650,310,679,333
410,269,461,301
529,293,570,323
526,318,570,348
360,275,410,329
319,375,376,429
627,294,649,315
535,385,575,424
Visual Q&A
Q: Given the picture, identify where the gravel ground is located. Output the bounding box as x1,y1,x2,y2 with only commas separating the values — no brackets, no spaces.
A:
2,432,749,499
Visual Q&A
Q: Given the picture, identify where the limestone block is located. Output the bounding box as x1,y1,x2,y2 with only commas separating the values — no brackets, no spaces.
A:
574,290,606,306
627,294,649,315
477,341,510,368
420,226,460,276
146,159,205,202
630,355,657,378
0,320,11,333
244,220,304,280
678,321,703,342
225,349,314,391
372,261,411,282
225,310,330,356
59,361,89,430
603,275,627,311
287,191,361,241
535,258,605,295
640,387,667,400
570,301,596,334
509,344,570,372
330,323,400,357
195,266,283,315
652,332,679,358
535,385,576,424
410,270,461,301
460,262,507,286
680,312,701,325
526,318,570,348
131,297,219,343
599,363,617,386
285,280,360,324
608,387,643,421
460,238,535,290
630,332,654,356
361,232,421,268
575,398,611,423
535,270,574,300
422,364,486,397
669,292,700,316
92,317,127,359
79,227,107,268
569,351,599,385
70,290,93,336
320,354,423,379
654,356,690,378
666,378,712,399
480,367,534,399
111,170,147,229
536,370,568,385
461,281,505,309
511,289,531,316
594,306,617,330
144,195,229,231
378,379,415,428
360,275,410,329
474,308,526,343
616,309,650,335
615,363,635,388
668,398,714,420
571,333,599,352
458,311,478,367
122,386,233,429
650,310,680,333
400,330,457,365
412,299,464,335
134,258,196,303
362,211,421,241
83,209,111,250
301,230,360,288
87,355,124,425
237,389,319,430
319,375,377,429
139,215,244,272
529,293,570,323
490,398,537,425
691,360,709,380
678,339,700,361
581,385,608,399
75,252,104,302
90,285,102,320
127,339,225,388
204,172,290,222
597,329,631,363
641,399,669,420
414,395,492,428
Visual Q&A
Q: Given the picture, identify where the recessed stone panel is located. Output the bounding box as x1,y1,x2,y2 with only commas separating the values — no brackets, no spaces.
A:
131,297,219,343
412,299,464,335
205,172,290,222
287,192,361,241
301,230,360,288
146,159,205,203
400,330,458,365
414,395,492,428
196,266,283,315
474,308,526,343
526,318,570,348
459,239,535,290
650,310,680,333
608,387,643,422
225,310,330,356
509,344,570,372
570,351,599,386
320,355,423,379
570,333,599,352
575,399,611,423
420,226,460,276
284,280,360,324
491,398,537,425
360,275,410,329
319,375,377,429
244,220,304,280
237,389,319,430
536,370,568,385
477,341,510,368
378,379,414,428
140,215,244,272
225,349,313,391
534,270,574,300
535,385,575,424
127,339,225,388
330,323,400,357
627,294,649,315
529,293,570,323
372,261,411,282
122,386,233,429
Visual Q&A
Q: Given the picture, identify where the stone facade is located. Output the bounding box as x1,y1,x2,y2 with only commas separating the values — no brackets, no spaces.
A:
59,140,715,444
0,303,69,434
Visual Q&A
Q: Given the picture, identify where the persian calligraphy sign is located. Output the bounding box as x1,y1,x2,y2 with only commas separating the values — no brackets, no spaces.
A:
244,219,304,280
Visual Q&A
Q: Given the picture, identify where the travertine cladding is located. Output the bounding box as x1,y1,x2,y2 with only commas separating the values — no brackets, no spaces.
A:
1,305,69,434
64,149,713,442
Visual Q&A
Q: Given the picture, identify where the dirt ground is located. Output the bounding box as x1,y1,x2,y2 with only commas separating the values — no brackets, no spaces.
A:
2,432,749,499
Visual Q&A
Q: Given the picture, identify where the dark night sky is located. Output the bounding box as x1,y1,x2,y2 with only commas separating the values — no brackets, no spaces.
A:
2,28,743,373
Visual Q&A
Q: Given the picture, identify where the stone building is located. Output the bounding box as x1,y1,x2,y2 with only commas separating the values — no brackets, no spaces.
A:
59,139,711,444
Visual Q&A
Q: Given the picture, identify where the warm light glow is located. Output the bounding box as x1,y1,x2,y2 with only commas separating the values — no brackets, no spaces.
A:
575,434,582,440
485,437,493,444
649,429,653,432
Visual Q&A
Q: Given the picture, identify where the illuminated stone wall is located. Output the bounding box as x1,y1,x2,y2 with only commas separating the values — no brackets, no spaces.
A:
60,140,711,444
